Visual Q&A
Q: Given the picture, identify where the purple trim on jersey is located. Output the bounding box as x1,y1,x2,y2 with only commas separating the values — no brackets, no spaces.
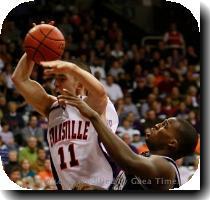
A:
49,101,65,113
162,156,181,188
97,138,121,180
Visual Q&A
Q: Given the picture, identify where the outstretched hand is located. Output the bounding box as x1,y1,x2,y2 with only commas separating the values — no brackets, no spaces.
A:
32,20,55,27
57,89,98,119
40,60,75,76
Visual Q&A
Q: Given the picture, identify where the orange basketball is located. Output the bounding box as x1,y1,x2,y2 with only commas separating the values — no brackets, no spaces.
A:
23,24,65,64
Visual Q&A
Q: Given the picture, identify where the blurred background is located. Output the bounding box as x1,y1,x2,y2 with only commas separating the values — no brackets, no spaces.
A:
0,0,200,190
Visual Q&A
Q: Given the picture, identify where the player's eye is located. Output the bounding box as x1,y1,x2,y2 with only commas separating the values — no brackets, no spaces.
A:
162,120,168,128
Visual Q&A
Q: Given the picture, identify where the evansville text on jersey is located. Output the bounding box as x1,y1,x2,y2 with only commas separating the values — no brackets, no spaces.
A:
49,120,90,147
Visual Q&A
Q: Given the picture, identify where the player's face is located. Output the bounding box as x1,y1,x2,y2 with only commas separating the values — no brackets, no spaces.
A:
54,74,78,95
145,117,179,151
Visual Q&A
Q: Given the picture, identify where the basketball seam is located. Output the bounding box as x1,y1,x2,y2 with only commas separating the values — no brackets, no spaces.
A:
30,27,55,61
24,46,46,62
28,32,61,57
39,28,65,41
36,49,46,62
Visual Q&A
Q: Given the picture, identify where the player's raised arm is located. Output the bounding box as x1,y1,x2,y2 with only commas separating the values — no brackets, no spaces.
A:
41,60,107,115
12,53,56,117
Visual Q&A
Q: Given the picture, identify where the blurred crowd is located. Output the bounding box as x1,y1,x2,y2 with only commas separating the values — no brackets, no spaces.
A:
0,2,200,189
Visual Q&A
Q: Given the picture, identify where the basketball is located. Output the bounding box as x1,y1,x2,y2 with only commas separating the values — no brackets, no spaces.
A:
23,24,65,64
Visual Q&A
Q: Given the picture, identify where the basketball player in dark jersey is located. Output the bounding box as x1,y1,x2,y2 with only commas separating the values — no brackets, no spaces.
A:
57,91,199,191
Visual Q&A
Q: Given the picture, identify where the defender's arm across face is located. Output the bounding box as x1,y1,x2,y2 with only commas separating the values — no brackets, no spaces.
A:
12,53,56,117
57,92,176,190
41,60,107,115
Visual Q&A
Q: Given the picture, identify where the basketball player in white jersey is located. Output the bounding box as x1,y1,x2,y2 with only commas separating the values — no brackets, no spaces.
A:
59,93,199,190
12,50,119,189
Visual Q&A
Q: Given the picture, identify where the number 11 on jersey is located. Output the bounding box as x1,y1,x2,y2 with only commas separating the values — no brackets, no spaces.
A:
58,143,79,170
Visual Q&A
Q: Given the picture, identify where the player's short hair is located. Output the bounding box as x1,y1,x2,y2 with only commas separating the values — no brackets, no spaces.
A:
176,118,198,157
70,59,91,74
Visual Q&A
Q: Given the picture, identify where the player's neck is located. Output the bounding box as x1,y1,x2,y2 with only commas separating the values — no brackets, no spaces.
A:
150,149,175,160
76,88,86,96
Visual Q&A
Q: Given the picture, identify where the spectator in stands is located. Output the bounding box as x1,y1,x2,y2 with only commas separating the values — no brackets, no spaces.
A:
153,67,165,87
0,120,14,145
2,63,15,99
122,94,140,120
186,46,199,66
145,74,156,92
4,150,19,173
187,111,200,131
175,102,189,120
5,101,25,145
126,112,142,134
21,114,44,147
161,96,177,117
177,58,188,76
140,93,157,117
117,118,140,137
1,21,21,43
163,23,185,53
170,86,182,107
58,15,73,36
7,137,19,151
19,136,38,166
0,44,8,71
103,74,123,103
131,64,142,79
111,43,124,59
19,176,34,189
132,77,152,104
8,166,21,184
90,58,106,81
0,135,9,165
108,59,125,81
4,101,24,132
150,100,165,120
187,85,199,108
137,142,149,155
44,178,57,190
20,159,36,179
158,71,176,95
32,148,47,173
0,94,7,120
37,159,53,181
141,110,162,135
108,21,121,42
157,40,168,59
120,133,138,154
180,68,199,94
0,74,7,96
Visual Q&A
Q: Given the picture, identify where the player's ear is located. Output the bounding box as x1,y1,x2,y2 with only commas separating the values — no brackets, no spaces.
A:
168,139,178,150
77,82,83,90
76,82,84,95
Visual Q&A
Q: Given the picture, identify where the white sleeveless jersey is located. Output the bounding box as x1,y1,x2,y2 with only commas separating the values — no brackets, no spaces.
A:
47,97,118,190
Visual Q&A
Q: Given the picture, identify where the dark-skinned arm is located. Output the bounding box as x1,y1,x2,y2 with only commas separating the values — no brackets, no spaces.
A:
58,90,176,190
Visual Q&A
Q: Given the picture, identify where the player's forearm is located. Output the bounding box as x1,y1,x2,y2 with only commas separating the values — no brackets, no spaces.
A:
12,53,35,82
90,113,137,172
70,65,106,97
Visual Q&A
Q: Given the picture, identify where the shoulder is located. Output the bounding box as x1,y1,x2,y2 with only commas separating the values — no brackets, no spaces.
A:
149,155,176,178
45,95,57,116
106,97,118,117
